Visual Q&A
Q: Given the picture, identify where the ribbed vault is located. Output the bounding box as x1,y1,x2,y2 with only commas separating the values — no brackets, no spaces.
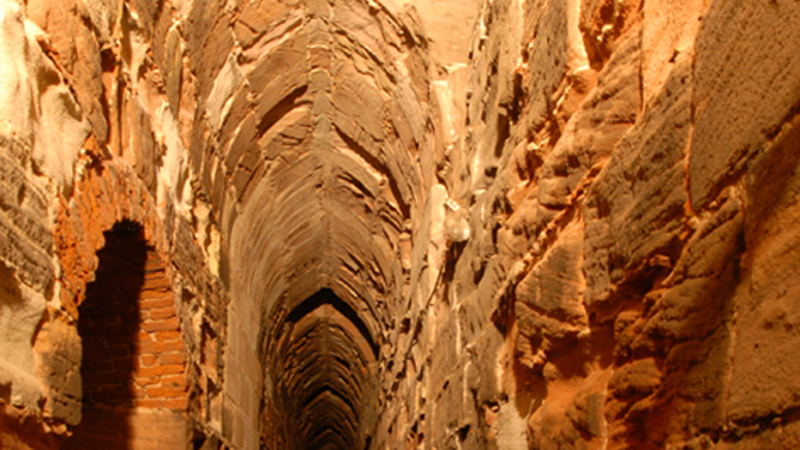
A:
268,289,378,450
222,1,433,448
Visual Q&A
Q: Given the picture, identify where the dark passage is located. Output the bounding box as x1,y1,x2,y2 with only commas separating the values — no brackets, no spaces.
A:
63,221,188,449
63,221,146,450
263,289,378,450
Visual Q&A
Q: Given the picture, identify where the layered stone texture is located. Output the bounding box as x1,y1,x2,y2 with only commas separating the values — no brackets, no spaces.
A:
0,0,799,449
0,0,224,447
189,2,440,448
431,0,800,449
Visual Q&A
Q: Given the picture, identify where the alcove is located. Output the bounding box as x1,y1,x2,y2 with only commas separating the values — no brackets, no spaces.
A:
64,221,188,449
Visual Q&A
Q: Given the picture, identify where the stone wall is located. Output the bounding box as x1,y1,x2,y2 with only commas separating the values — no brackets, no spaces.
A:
426,1,800,449
0,0,798,449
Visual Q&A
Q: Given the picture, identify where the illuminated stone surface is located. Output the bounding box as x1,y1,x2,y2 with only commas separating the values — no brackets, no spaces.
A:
0,0,799,449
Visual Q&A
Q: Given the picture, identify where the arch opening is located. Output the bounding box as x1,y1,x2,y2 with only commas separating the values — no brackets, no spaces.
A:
64,221,188,449
263,288,378,450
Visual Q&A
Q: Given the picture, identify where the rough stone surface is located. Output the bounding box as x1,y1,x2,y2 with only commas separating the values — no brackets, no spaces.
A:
0,0,798,449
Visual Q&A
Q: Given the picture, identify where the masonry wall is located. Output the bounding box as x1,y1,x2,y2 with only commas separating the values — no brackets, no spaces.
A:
0,0,798,449
76,224,183,411
61,222,190,449
422,1,800,449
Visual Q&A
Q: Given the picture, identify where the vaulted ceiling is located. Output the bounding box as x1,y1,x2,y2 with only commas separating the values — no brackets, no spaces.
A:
216,2,437,448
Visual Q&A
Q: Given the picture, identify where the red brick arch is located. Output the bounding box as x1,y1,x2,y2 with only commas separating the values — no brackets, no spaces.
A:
54,157,189,412
55,158,168,318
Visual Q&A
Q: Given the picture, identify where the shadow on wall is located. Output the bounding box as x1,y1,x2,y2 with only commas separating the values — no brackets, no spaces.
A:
62,221,146,450
62,221,189,450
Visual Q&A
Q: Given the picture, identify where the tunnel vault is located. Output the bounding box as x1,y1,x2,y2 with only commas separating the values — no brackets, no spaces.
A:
4,0,800,448
220,2,435,449
264,289,378,450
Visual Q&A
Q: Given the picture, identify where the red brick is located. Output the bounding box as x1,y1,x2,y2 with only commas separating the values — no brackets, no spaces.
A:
139,340,183,354
136,331,153,343
139,354,158,366
133,376,160,387
149,307,176,320
141,317,180,332
162,397,188,410
158,352,185,365
139,296,173,310
155,330,181,342
136,398,163,408
144,257,165,272
135,363,184,378
160,375,187,388
142,274,171,291
146,385,187,398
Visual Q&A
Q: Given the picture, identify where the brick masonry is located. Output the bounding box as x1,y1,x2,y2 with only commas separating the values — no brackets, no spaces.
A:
50,157,194,450
57,161,192,449
2,0,800,449
78,223,188,411
54,158,168,321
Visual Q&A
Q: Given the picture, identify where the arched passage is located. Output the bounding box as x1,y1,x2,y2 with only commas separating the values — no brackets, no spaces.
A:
217,2,435,448
53,160,191,449
263,289,378,450
63,221,188,449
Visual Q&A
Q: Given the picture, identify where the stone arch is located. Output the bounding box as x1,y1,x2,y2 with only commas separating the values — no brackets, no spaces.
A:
262,288,379,450
54,159,190,448
203,1,441,447
54,159,168,320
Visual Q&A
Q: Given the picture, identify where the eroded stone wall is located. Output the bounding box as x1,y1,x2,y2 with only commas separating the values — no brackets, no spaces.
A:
427,1,800,449
0,0,798,449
